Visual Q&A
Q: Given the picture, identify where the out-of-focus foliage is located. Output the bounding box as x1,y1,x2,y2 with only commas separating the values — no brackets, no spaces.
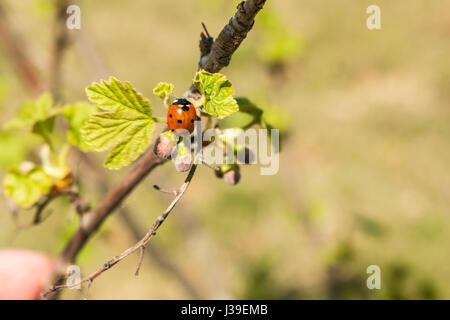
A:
4,165,52,207
61,102,98,151
5,93,55,145
255,9,303,65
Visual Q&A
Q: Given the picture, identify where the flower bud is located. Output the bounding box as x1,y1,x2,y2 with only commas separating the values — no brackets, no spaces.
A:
224,169,241,186
155,131,178,159
19,161,34,174
173,143,192,172
219,164,241,186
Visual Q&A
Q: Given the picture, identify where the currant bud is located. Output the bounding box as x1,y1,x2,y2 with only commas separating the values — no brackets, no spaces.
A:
155,131,178,159
173,143,192,172
219,164,241,186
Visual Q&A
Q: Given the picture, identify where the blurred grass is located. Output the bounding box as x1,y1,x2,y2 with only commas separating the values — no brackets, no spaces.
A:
0,0,449,299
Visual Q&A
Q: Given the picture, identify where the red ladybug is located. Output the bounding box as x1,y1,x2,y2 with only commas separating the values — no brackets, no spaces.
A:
167,98,197,133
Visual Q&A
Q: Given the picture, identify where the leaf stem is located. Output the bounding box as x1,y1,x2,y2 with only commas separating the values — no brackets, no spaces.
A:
153,117,167,123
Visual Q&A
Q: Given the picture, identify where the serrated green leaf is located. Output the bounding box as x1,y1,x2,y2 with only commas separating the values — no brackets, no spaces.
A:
153,82,174,104
82,77,155,169
61,102,98,150
4,166,53,207
193,70,239,119
86,77,150,115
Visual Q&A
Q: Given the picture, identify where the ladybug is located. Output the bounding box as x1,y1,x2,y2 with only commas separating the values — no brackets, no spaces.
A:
167,98,197,133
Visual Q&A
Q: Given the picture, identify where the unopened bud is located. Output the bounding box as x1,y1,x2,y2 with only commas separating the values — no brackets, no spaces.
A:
219,164,241,186
155,131,178,159
224,169,241,186
173,143,192,172
19,161,35,174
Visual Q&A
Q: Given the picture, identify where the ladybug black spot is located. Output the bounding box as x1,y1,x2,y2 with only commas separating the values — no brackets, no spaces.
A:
177,120,182,123
182,106,190,112
191,119,194,123
169,114,173,118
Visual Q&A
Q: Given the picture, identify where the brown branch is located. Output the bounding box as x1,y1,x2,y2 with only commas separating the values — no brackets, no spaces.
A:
188,0,267,98
60,148,165,263
43,160,199,297
49,0,72,102
0,4,43,95
200,0,267,73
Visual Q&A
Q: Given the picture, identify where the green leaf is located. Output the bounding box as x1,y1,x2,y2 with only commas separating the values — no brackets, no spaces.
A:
4,166,53,207
5,93,53,130
32,116,55,146
82,77,155,169
86,77,150,115
193,70,239,119
153,82,174,105
61,102,98,150
5,92,56,145
0,131,29,169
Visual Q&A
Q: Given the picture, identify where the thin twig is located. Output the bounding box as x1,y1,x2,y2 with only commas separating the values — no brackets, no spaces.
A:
60,148,165,263
153,184,178,196
199,156,221,174
43,160,199,296
0,3,43,95
134,245,146,276
83,280,92,300
49,0,71,102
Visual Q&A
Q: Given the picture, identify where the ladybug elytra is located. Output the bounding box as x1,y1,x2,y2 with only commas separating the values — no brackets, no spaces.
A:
167,98,197,133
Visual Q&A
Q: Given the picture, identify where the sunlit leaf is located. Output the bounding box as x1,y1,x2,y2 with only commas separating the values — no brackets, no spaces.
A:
193,70,239,119
82,77,155,169
153,82,174,105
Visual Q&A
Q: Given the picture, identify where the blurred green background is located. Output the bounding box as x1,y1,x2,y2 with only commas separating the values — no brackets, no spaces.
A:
1,0,450,299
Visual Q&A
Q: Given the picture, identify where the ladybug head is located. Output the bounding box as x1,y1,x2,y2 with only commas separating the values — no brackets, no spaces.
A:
173,98,192,106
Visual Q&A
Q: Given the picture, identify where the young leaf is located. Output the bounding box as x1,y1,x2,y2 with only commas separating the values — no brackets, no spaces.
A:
5,93,53,130
61,102,98,151
5,93,56,145
153,82,174,105
82,77,155,169
4,166,52,207
193,70,239,119
32,116,55,147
